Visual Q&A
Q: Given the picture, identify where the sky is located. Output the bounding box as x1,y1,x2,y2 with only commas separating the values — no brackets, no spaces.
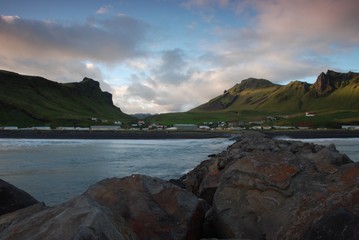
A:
1,0,359,114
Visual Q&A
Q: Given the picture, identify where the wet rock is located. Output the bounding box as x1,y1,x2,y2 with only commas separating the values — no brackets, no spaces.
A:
304,208,359,240
0,175,206,240
86,175,206,240
180,131,359,240
0,179,39,216
1,131,358,240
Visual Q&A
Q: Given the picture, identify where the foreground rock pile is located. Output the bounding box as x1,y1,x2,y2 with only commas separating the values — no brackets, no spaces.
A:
179,131,359,239
1,131,358,239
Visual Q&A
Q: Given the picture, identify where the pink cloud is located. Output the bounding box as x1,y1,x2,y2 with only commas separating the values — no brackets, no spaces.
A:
254,0,359,47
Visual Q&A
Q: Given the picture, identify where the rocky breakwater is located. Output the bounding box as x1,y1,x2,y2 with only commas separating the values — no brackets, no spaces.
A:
0,131,358,240
0,175,205,240
179,131,359,239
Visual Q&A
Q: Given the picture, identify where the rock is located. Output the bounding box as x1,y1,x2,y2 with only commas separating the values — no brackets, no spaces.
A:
0,179,39,216
1,131,358,240
304,208,359,240
0,175,205,240
85,175,206,240
179,131,359,239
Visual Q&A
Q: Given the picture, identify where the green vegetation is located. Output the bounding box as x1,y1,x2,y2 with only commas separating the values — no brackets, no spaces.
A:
146,70,359,128
0,70,134,127
1,69,358,129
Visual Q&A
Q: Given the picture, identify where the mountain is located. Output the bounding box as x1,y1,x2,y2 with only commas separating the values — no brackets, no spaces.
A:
0,70,134,127
147,70,359,128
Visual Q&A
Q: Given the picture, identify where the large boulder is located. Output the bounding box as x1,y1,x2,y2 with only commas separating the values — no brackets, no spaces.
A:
0,175,206,240
0,179,39,216
180,131,359,239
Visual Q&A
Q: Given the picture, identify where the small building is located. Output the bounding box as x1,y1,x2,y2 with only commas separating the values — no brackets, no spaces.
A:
56,127,76,131
91,125,121,131
305,112,315,117
273,126,296,130
75,127,90,131
342,125,359,130
32,126,51,130
199,125,211,130
3,126,18,130
166,127,178,131
173,124,198,131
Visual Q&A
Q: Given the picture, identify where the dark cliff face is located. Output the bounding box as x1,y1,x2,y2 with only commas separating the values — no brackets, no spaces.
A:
0,70,131,127
78,77,113,105
311,70,358,96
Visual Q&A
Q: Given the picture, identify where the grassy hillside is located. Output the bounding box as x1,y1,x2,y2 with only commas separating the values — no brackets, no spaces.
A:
147,70,359,128
0,70,134,127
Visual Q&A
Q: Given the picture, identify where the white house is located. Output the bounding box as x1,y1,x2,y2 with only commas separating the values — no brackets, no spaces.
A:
91,125,121,131
305,112,315,117
342,125,359,130
3,126,18,130
173,124,198,130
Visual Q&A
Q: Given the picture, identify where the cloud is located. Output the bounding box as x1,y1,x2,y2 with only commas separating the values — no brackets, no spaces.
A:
198,0,359,82
0,13,150,96
154,49,191,85
112,48,236,114
96,5,113,15
1,0,358,115
115,0,359,114
0,14,150,63
182,0,229,9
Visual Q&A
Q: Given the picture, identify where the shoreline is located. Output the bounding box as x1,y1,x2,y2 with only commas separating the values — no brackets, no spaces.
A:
261,129,359,139
0,129,359,139
0,130,233,140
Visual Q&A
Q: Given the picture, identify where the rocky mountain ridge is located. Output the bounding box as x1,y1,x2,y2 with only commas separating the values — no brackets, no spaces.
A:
193,70,359,113
0,70,133,127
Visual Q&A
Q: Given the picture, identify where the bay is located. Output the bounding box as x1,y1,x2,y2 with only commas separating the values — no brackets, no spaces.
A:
0,138,233,205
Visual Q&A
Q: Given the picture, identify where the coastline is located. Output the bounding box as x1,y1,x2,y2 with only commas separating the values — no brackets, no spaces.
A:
261,129,359,139
0,129,359,139
0,130,233,139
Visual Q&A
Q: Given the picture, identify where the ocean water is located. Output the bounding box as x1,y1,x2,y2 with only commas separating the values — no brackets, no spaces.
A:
0,138,234,205
295,138,359,162
277,137,359,162
1,137,358,206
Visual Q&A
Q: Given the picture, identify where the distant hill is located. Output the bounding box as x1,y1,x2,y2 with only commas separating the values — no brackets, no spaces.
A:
193,70,359,113
148,70,359,128
0,70,134,127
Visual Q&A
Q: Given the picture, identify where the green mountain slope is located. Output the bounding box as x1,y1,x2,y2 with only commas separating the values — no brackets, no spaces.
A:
148,70,359,128
0,70,134,127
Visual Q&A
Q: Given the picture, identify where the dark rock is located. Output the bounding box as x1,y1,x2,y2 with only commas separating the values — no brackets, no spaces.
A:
1,131,358,240
0,179,39,216
180,131,359,239
304,208,359,240
0,175,206,240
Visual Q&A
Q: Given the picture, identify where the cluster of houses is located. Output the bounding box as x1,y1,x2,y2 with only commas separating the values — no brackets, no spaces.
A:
2,123,359,132
0,125,122,131
1,112,359,131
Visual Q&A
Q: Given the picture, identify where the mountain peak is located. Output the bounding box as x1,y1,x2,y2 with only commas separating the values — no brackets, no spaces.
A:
230,78,277,93
311,70,358,96
80,77,100,89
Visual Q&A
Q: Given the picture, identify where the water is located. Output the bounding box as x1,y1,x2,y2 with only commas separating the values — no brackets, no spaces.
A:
1,137,358,206
0,138,234,205
278,137,359,162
